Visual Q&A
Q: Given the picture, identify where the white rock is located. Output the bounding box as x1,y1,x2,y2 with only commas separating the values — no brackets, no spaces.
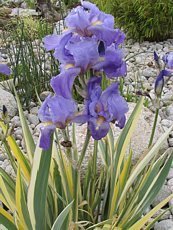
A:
167,168,173,180
0,89,17,117
168,138,173,147
40,91,52,101
10,8,40,17
152,209,171,221
161,119,173,128
168,178,173,187
152,185,172,207
27,114,39,126
154,220,173,230
166,104,173,117
5,165,13,175
30,107,38,115
14,129,23,136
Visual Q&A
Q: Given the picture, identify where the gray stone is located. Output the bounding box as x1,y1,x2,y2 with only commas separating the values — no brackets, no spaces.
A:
152,209,171,221
5,165,13,175
3,159,9,168
167,168,173,180
16,134,22,141
166,105,173,117
168,178,173,187
30,107,38,115
168,138,173,147
154,220,173,230
27,114,39,126
152,185,172,207
10,8,40,17
11,116,21,127
0,88,17,117
16,140,21,146
169,199,173,215
162,92,173,106
40,91,52,101
14,129,22,136
161,119,173,128
142,68,157,78
0,154,6,161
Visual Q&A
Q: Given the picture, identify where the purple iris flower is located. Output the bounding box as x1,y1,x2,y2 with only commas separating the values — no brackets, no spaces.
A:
162,52,173,70
75,77,128,140
154,70,171,97
38,68,80,150
0,64,11,76
65,1,123,46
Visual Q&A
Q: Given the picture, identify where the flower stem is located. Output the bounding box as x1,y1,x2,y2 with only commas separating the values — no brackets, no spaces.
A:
148,107,159,148
78,128,91,167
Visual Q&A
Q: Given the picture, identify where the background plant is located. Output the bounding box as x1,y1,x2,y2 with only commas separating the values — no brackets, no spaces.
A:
0,17,59,108
94,0,173,41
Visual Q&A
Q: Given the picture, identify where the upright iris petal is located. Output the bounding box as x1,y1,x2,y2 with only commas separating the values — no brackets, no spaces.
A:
162,52,173,70
0,64,11,76
154,70,171,98
67,38,99,72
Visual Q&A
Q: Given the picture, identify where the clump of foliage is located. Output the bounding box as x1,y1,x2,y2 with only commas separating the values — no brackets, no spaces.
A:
1,17,58,108
94,0,173,41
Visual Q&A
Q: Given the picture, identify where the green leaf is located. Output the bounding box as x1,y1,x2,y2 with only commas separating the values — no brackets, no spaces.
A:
0,168,16,212
27,141,52,229
0,207,17,230
51,200,74,230
129,194,173,229
7,135,31,182
117,123,173,208
108,97,144,217
16,167,32,229
14,87,35,163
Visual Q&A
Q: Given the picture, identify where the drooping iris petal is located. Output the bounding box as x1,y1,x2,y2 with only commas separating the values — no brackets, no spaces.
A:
0,64,11,76
162,52,173,69
51,67,81,98
99,82,128,128
88,117,110,140
43,34,60,51
94,47,127,78
39,124,56,150
38,94,52,122
38,94,78,150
